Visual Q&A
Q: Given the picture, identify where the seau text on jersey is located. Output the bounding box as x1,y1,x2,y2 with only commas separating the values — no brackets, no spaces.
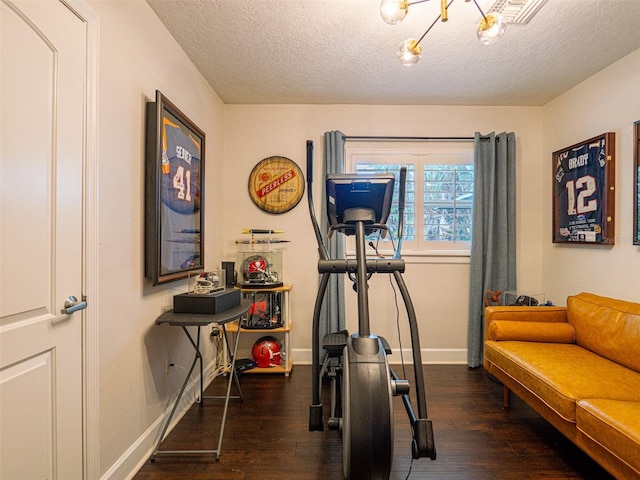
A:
176,145,192,165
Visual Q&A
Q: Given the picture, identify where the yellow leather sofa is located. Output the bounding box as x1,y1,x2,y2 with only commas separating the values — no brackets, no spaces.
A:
484,292,640,479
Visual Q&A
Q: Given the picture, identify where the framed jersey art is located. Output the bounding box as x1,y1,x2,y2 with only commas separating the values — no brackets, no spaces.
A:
552,132,615,245
145,91,205,285
634,121,640,246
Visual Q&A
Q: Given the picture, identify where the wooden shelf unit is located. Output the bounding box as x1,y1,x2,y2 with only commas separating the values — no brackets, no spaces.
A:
227,284,293,376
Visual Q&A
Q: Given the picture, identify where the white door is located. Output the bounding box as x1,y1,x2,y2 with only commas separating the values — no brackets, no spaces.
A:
0,1,86,478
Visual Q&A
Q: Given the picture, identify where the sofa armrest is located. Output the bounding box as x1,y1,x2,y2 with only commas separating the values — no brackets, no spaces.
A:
484,305,568,341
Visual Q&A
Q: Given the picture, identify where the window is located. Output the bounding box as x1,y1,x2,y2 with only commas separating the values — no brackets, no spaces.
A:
347,142,474,254
423,164,474,242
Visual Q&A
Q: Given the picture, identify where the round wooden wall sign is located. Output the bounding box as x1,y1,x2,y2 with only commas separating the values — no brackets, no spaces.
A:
248,156,305,214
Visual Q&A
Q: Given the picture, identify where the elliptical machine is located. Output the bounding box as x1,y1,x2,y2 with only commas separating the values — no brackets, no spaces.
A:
306,141,436,479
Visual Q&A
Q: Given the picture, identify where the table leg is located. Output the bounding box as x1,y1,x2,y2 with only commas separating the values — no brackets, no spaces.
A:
150,326,202,461
222,322,243,402
213,323,242,459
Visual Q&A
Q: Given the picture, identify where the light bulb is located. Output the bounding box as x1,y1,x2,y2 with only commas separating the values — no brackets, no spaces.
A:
380,0,409,25
397,38,422,66
477,12,506,45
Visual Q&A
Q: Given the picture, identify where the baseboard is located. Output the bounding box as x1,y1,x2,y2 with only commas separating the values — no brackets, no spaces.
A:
102,360,220,480
292,347,468,365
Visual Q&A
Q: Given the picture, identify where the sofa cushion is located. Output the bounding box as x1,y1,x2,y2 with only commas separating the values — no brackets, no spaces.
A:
484,305,568,326
484,341,640,422
488,320,575,343
568,293,640,372
576,399,640,473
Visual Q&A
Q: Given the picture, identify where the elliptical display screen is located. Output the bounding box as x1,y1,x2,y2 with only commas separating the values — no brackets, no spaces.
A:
326,173,395,228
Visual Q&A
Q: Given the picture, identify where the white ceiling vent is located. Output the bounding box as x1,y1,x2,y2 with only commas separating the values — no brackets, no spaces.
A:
485,0,548,24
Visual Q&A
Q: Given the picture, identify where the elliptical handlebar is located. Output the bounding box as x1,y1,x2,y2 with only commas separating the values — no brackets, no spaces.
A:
393,166,407,260
318,258,405,274
306,140,328,260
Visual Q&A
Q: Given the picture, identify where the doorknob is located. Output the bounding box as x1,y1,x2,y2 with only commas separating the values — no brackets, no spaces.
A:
61,295,87,314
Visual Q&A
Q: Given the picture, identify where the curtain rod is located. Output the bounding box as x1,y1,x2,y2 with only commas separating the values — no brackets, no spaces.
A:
344,135,474,142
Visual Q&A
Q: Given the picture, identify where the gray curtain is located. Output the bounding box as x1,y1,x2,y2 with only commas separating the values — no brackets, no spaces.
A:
318,131,346,349
467,132,517,367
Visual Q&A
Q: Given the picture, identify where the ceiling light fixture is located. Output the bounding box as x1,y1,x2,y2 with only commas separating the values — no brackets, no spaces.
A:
381,0,506,66
485,0,547,25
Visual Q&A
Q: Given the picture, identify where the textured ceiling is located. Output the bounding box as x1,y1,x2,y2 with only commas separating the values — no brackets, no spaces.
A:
147,0,640,106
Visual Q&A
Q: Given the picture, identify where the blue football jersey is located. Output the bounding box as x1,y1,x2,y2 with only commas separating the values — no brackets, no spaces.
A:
554,138,606,242
159,114,202,273
161,116,201,214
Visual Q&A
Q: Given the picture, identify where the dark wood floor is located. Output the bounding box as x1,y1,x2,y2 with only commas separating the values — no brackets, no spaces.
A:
133,365,613,480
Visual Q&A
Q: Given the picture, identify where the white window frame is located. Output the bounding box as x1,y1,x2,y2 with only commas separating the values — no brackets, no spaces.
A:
345,140,474,257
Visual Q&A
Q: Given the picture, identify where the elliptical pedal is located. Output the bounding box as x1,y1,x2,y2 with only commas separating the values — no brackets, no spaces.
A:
322,330,349,355
321,330,348,430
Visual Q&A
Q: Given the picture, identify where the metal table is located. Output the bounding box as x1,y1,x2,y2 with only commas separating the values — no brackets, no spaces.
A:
151,299,250,461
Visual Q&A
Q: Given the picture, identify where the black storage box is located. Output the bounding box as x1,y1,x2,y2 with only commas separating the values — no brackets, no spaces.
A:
173,288,241,314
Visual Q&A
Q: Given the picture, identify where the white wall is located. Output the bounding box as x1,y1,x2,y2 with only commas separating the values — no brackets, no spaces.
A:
88,1,225,477
222,105,544,364
541,48,640,303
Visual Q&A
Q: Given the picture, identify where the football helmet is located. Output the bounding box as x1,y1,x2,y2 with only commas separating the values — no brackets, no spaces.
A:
251,336,283,368
241,255,278,284
244,255,268,281
194,271,221,294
